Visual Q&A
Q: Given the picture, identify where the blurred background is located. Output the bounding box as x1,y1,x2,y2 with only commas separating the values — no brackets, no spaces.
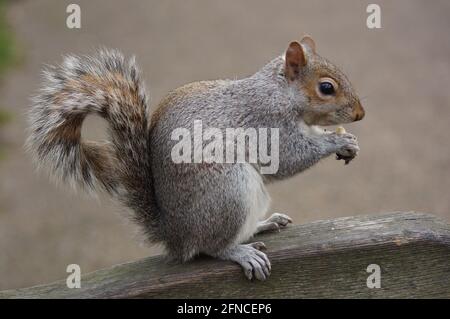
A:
0,0,449,290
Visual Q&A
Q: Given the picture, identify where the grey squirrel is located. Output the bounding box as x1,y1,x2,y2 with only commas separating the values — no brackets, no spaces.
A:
27,36,364,281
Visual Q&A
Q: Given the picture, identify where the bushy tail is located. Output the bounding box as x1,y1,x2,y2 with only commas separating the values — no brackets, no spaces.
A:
27,49,160,241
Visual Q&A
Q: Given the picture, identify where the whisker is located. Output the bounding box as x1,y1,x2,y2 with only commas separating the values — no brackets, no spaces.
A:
360,96,369,102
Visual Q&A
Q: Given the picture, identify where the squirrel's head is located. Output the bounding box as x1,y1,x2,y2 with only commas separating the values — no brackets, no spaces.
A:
284,36,365,126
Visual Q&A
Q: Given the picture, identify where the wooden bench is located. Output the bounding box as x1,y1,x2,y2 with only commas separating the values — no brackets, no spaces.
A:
1,211,449,298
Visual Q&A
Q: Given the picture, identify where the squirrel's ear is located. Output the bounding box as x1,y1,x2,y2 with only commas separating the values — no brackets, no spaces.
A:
285,41,306,81
300,35,316,54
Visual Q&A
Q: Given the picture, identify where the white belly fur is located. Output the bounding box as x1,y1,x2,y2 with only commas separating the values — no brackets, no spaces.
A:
234,164,271,245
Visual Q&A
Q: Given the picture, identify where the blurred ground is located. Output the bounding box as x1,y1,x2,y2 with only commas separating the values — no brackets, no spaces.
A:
0,0,449,290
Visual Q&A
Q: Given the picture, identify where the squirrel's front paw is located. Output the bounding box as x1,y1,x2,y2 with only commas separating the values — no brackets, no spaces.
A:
327,132,360,165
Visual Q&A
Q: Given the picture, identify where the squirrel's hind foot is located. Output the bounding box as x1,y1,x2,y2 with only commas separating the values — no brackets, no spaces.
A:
255,213,293,234
216,243,271,281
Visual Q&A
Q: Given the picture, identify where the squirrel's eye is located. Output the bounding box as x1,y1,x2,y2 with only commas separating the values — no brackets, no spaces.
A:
316,77,338,99
319,81,335,95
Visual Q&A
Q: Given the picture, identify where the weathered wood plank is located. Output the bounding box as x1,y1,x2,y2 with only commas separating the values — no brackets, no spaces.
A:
1,211,449,298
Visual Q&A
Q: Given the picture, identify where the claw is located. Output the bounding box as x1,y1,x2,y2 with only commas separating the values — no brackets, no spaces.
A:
249,242,266,250
336,153,355,165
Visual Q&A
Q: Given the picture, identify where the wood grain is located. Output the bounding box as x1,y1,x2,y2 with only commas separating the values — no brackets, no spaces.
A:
1,211,449,298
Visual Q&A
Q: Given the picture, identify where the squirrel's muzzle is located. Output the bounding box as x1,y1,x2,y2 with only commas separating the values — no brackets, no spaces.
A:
352,101,365,121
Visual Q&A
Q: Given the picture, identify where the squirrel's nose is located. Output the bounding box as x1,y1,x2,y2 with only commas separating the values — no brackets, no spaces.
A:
353,101,365,121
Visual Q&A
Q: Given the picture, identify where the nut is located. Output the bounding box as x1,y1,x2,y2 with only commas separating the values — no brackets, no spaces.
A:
336,126,346,135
